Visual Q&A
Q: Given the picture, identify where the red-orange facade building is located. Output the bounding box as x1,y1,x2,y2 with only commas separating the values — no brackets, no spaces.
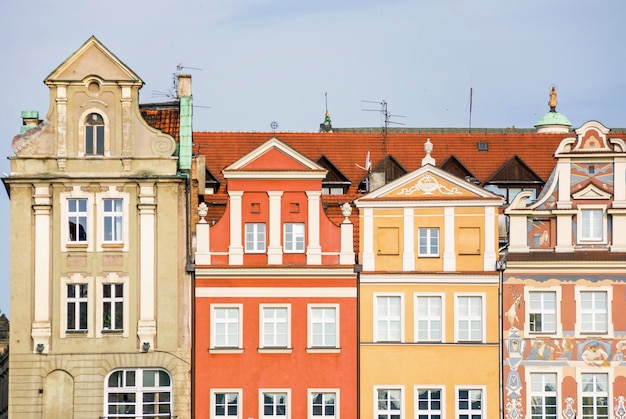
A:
193,138,357,418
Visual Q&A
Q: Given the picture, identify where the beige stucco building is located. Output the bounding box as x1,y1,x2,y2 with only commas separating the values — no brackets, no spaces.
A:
3,37,191,418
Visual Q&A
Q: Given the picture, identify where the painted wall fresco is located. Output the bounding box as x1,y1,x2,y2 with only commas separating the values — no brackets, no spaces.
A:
503,277,626,419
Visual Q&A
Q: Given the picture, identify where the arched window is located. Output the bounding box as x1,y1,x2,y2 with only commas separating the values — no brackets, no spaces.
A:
85,113,104,155
105,368,172,418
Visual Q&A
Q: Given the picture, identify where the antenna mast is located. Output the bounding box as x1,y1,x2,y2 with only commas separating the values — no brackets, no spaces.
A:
468,87,473,133
362,99,405,153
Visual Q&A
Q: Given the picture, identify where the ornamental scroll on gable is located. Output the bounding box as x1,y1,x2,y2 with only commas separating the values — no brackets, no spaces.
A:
396,173,463,196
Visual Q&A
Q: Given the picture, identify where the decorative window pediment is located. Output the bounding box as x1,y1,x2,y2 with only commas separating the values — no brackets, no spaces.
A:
572,183,611,200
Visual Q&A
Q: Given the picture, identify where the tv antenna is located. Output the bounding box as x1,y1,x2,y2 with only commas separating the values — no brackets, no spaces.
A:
362,99,406,133
355,151,372,172
152,63,203,100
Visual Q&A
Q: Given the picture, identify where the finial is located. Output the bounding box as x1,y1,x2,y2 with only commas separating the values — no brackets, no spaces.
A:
548,85,557,111
320,92,333,132
421,138,435,166
198,202,208,223
341,202,352,220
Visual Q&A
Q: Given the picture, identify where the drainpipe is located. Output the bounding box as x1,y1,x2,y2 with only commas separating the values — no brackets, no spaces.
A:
496,249,508,418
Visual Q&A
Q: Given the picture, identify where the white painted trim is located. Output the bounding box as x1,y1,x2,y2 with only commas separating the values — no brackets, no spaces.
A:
210,388,243,419
373,385,405,419
60,186,95,252
362,207,375,271
373,293,405,343
95,186,130,251
454,385,486,419
523,367,562,419
454,292,486,343
259,303,291,349
258,388,292,419
413,292,446,343
267,191,283,264
197,287,356,298
228,191,244,265
443,207,456,271
210,304,243,350
307,304,340,349
308,388,340,419
414,385,446,419
574,285,613,338
402,208,415,271
523,286,563,338
306,191,322,264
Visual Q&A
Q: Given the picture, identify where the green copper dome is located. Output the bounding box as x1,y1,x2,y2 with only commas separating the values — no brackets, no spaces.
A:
535,110,572,128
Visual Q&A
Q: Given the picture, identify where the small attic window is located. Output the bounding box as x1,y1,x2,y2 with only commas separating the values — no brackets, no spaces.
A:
477,142,488,151
85,113,105,155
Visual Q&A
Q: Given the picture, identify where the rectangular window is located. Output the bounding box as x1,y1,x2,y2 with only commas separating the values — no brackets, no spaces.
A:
261,306,289,348
245,223,266,253
456,296,482,342
580,209,603,241
376,388,402,419
581,373,609,419
416,388,443,418
530,373,557,419
284,223,305,253
415,295,442,342
102,283,124,331
529,291,557,334
213,391,240,418
376,295,402,342
418,228,439,257
212,306,241,348
68,198,88,243
580,291,608,334
67,283,88,331
262,392,288,419
103,198,123,242
457,388,482,419
309,306,337,348
311,391,337,418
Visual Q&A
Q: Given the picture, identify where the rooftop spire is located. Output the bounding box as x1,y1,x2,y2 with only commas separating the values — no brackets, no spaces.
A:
320,92,333,132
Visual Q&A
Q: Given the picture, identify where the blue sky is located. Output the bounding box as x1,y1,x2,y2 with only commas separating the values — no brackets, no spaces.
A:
1,0,626,316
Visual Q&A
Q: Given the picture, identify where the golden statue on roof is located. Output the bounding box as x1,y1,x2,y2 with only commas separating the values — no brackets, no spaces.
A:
548,85,557,110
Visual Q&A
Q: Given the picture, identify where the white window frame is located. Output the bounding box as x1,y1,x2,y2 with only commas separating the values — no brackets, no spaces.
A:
210,304,243,353
307,304,340,352
259,389,290,419
104,368,172,418
374,293,404,343
78,108,111,157
374,386,404,419
577,371,611,419
524,286,562,337
414,293,445,343
284,222,305,253
577,206,607,244
211,388,242,419
95,273,130,338
96,187,130,251
245,222,267,253
414,385,445,419
524,368,561,419
308,388,339,419
259,304,291,352
455,386,485,419
60,273,94,338
60,187,94,252
574,286,613,338
454,293,485,343
418,227,440,257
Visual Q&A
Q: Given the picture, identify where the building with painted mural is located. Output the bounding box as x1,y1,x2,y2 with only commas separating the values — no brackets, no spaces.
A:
193,137,358,418
503,118,626,419
2,37,192,418
354,140,504,418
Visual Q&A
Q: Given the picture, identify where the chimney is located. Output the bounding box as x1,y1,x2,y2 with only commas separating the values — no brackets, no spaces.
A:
21,111,40,133
369,171,386,191
178,74,192,171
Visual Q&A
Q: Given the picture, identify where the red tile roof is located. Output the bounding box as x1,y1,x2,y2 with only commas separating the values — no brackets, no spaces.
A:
140,102,180,139
193,130,569,195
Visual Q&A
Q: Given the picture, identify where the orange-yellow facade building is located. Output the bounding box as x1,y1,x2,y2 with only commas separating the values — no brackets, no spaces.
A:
355,141,503,418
